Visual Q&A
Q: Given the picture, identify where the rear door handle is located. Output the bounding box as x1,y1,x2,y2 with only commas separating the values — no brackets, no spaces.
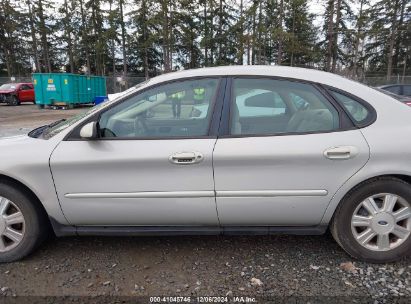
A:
169,151,204,165
323,146,359,160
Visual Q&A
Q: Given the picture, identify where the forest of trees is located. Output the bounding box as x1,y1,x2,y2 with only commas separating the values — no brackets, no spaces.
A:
0,0,410,82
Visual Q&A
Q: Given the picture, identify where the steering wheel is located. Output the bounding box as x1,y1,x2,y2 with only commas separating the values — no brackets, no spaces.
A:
134,114,149,136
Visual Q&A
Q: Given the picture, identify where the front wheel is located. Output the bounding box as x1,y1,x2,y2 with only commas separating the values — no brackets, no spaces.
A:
0,183,48,262
331,177,411,263
9,96,20,106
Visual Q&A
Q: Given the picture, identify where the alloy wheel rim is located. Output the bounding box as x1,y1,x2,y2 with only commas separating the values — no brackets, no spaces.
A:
351,193,411,251
0,196,25,253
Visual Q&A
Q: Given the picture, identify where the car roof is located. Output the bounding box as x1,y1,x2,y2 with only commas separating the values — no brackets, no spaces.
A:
148,65,351,87
138,65,411,116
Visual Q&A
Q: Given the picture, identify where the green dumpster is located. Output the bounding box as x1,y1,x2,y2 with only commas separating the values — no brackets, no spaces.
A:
32,73,106,107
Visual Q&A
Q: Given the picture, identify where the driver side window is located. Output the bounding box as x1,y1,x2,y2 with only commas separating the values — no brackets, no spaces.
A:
98,78,219,138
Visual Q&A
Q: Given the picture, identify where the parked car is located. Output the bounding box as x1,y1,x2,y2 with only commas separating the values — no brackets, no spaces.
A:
374,87,411,106
378,84,411,98
0,83,35,106
190,89,296,119
1,66,411,263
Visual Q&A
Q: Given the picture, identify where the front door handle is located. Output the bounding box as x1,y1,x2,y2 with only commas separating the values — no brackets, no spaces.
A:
169,151,204,165
323,146,359,160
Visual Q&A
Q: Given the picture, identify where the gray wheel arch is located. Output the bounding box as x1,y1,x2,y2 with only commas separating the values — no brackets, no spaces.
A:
321,174,411,226
0,174,51,230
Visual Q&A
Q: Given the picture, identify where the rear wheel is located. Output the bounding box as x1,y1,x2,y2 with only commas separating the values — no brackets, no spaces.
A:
0,183,48,262
331,177,411,263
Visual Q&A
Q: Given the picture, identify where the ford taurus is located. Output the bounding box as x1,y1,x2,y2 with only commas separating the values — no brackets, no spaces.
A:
0,66,411,263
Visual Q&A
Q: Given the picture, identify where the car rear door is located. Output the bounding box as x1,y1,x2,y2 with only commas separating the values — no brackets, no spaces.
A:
213,77,370,226
50,78,225,226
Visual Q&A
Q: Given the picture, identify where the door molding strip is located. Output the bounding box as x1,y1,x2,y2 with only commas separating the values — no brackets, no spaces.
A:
65,189,327,199
65,191,215,199
216,190,328,197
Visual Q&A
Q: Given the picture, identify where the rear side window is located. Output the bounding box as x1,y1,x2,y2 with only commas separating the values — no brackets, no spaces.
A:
329,90,370,124
289,92,310,110
403,85,411,96
230,78,339,135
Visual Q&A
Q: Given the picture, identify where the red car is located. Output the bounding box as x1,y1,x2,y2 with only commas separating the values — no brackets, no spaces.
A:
0,82,35,105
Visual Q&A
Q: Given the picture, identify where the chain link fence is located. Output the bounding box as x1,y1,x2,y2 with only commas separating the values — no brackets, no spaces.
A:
1,74,410,95
105,76,146,94
360,76,411,87
0,77,32,86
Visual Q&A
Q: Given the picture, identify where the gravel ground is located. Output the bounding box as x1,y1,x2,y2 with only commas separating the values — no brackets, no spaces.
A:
0,104,410,301
0,103,87,137
0,235,410,300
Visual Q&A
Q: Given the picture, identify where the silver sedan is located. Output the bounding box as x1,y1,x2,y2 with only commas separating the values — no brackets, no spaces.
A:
1,66,411,263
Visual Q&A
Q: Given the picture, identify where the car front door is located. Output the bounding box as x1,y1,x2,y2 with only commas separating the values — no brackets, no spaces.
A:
18,85,31,101
213,77,371,226
50,78,224,226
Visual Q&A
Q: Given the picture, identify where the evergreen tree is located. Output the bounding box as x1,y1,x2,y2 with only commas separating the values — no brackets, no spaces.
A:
129,0,161,78
283,0,320,67
0,0,409,81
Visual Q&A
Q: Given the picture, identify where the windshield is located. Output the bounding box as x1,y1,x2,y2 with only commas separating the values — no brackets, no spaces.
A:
0,84,17,90
40,80,150,139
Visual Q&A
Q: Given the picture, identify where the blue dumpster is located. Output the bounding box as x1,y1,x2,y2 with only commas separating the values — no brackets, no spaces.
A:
33,73,106,107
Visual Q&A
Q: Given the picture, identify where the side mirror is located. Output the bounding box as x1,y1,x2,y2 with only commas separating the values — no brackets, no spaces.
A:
80,121,98,139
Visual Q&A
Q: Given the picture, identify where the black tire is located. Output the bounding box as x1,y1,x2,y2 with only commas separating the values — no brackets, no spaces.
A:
9,95,20,106
0,183,48,263
331,177,411,263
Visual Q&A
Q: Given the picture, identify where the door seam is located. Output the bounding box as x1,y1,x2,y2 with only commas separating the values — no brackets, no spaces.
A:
48,139,71,225
211,78,229,226
211,138,221,225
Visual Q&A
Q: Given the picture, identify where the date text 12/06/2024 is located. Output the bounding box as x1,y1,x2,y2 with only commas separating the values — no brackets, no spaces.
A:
150,296,257,303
